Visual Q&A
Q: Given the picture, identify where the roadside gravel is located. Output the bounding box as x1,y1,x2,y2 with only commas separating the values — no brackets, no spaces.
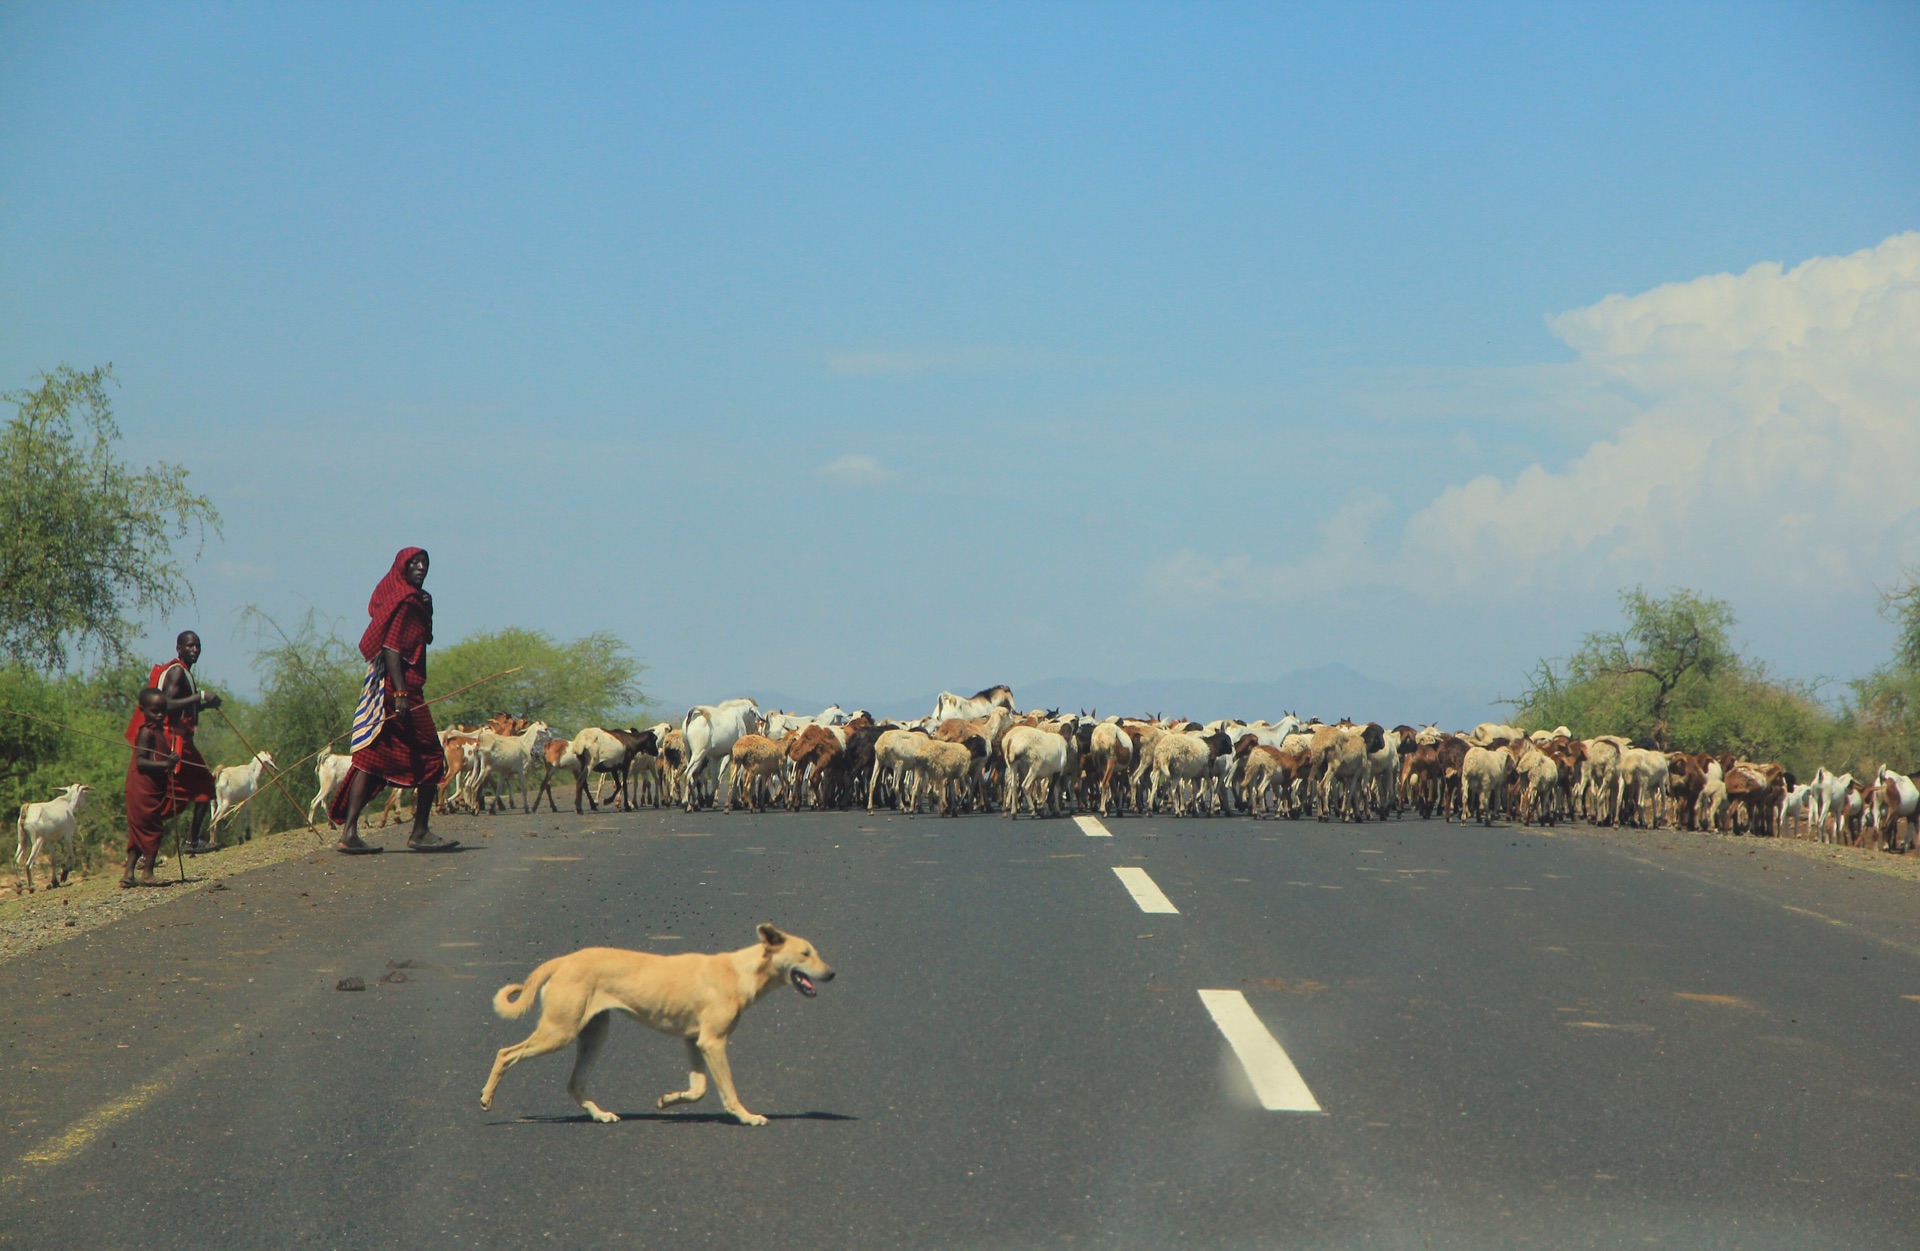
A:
0,826,329,964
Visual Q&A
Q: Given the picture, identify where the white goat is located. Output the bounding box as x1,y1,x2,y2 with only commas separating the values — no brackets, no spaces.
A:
210,751,276,841
310,752,354,825
683,699,762,810
1808,767,1854,843
15,783,92,893
471,722,553,813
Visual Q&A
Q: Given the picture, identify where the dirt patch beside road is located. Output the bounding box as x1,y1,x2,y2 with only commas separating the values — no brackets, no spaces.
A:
0,826,329,964
1555,817,1920,885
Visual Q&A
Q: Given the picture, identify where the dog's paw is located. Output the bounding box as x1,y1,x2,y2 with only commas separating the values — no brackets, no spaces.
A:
736,1111,769,1127
591,1109,621,1124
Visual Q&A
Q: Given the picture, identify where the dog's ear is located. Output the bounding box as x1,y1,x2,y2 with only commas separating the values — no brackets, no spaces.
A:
757,923,788,948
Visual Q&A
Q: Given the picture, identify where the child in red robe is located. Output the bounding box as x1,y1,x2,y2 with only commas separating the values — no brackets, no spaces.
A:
123,688,180,888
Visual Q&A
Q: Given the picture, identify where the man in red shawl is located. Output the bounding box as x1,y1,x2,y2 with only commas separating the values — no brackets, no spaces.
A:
123,630,222,854
331,547,458,853
123,687,179,887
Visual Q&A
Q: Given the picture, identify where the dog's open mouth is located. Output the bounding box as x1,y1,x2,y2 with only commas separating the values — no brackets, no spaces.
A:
790,969,818,997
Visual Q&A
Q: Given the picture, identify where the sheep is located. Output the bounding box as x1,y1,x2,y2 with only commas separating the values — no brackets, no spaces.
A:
724,734,788,813
1235,742,1311,819
209,751,276,842
1082,721,1134,817
15,784,92,893
868,729,935,813
1461,746,1513,826
1125,723,1172,812
1149,732,1218,816
784,725,844,811
1002,722,1076,818
935,707,1013,810
1319,725,1380,822
1514,746,1560,827
657,727,689,807
909,736,990,815
1616,748,1672,829
1579,736,1630,824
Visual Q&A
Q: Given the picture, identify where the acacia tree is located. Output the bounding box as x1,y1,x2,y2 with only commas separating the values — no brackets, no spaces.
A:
1847,568,1920,768
0,364,221,672
1513,587,1741,750
1585,587,1738,745
428,628,647,731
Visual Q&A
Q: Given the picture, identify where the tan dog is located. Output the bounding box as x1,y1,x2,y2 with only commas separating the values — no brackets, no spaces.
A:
480,923,834,1126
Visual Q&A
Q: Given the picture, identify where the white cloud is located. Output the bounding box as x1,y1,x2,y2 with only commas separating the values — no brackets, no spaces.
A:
814,454,895,487
1150,231,1920,607
1146,494,1390,603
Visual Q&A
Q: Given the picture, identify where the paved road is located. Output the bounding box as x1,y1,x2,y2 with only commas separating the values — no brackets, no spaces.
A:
4,805,1919,1249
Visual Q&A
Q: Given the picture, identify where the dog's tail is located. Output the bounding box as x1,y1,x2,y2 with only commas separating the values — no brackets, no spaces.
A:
492,958,561,1019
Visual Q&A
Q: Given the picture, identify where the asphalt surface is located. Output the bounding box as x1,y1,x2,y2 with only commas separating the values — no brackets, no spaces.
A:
4,803,1920,1250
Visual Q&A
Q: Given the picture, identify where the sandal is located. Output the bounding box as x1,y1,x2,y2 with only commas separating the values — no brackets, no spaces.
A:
335,839,384,855
406,834,461,852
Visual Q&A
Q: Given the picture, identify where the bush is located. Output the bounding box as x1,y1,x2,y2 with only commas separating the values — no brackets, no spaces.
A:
1511,587,1841,773
427,627,648,731
2,661,155,879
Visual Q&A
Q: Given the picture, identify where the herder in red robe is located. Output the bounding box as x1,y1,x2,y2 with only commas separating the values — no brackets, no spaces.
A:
123,630,222,853
122,687,180,888
330,547,458,854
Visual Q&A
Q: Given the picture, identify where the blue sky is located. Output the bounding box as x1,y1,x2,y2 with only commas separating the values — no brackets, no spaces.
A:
4,3,1918,712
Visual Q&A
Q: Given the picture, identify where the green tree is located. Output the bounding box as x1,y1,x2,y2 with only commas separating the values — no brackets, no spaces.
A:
427,628,647,731
0,365,221,671
1514,587,1738,748
0,661,154,879
1882,568,1920,673
1510,586,1835,771
1845,567,1920,771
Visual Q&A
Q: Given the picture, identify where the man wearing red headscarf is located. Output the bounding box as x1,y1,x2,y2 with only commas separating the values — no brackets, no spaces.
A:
330,547,458,853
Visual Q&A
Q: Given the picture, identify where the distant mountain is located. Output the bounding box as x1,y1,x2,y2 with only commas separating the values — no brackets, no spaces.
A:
655,664,1504,731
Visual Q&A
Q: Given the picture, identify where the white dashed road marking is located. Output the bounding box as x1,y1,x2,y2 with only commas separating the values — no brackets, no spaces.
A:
1197,990,1323,1113
1074,816,1112,837
1112,866,1178,914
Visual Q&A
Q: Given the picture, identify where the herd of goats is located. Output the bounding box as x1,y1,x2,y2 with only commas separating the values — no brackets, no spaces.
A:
389,686,1920,853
